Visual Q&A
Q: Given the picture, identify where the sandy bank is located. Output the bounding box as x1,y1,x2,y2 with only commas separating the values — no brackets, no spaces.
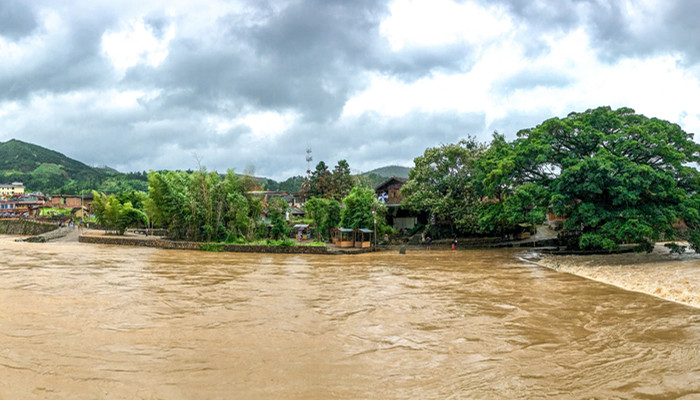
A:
538,243,700,309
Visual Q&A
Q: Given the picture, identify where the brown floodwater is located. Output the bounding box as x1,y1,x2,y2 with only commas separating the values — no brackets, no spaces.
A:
1,236,699,399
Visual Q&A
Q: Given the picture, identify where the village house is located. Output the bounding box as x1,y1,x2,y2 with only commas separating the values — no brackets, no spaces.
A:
249,190,304,223
374,176,425,232
0,192,48,218
48,193,95,215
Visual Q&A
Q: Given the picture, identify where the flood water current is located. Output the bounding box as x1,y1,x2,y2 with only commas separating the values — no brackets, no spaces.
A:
1,236,699,399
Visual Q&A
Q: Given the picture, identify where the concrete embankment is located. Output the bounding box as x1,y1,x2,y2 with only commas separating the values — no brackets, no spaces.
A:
0,219,56,236
79,234,374,255
24,227,81,243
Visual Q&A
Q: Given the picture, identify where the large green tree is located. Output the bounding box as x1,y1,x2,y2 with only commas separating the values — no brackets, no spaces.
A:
401,138,486,236
476,132,546,235
504,106,700,252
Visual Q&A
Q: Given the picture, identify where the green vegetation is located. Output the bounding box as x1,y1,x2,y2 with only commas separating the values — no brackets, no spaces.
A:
401,138,486,236
92,191,149,234
200,243,223,252
6,106,697,253
305,197,342,240
147,168,263,242
363,165,411,179
301,159,386,238
0,139,148,194
503,106,700,252
268,197,290,240
277,175,306,193
402,106,700,252
341,186,383,230
39,208,72,217
302,159,357,201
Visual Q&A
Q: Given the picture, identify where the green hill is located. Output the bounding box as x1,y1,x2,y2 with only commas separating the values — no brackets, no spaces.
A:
0,139,101,176
360,165,411,187
364,165,411,179
0,139,147,194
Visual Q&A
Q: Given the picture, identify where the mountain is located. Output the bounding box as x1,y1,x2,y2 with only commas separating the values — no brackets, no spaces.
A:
360,165,411,188
0,139,103,177
0,139,413,195
363,165,411,179
0,139,147,194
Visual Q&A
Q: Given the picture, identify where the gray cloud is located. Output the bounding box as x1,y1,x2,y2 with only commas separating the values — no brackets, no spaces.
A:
0,7,117,101
488,0,700,65
0,0,38,40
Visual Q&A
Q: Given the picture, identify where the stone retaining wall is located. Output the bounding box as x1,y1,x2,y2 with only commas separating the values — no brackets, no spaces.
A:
78,235,372,255
0,219,56,236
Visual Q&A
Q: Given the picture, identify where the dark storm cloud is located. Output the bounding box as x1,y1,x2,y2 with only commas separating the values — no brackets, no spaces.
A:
0,0,38,39
0,7,117,101
486,0,700,65
121,1,385,119
124,0,474,123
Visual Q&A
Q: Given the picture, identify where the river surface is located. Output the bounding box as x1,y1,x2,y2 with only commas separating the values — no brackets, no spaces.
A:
1,236,699,399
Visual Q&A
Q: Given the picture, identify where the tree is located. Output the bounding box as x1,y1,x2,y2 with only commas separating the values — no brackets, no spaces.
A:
146,168,261,242
505,106,700,252
92,191,148,234
330,160,353,201
401,137,486,236
340,186,384,230
268,197,290,240
476,132,546,235
305,197,341,240
309,161,332,198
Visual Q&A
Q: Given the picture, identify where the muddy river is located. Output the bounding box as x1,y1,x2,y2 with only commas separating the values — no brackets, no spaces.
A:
1,236,698,399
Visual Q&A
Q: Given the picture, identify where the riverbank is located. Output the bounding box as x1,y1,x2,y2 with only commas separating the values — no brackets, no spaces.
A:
78,230,376,255
537,242,700,309
0,219,56,236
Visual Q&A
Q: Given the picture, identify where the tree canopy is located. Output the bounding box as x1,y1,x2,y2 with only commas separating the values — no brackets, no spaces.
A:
500,106,700,251
147,169,262,242
92,191,148,235
400,138,486,236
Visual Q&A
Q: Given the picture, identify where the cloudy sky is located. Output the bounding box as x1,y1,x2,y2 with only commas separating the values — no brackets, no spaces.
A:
2,0,700,180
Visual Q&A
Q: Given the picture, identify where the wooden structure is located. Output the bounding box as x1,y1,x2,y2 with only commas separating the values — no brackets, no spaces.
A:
374,176,425,232
293,223,311,240
374,176,407,205
332,227,355,248
354,228,374,248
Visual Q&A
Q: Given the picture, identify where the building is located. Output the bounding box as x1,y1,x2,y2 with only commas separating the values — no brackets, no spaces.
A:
374,176,425,232
0,199,16,217
48,193,94,214
0,193,47,218
0,182,25,197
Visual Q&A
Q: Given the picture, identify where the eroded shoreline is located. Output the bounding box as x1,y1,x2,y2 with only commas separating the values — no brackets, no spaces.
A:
537,243,700,309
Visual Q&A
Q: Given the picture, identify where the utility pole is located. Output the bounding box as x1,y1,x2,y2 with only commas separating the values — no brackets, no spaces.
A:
373,204,377,249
